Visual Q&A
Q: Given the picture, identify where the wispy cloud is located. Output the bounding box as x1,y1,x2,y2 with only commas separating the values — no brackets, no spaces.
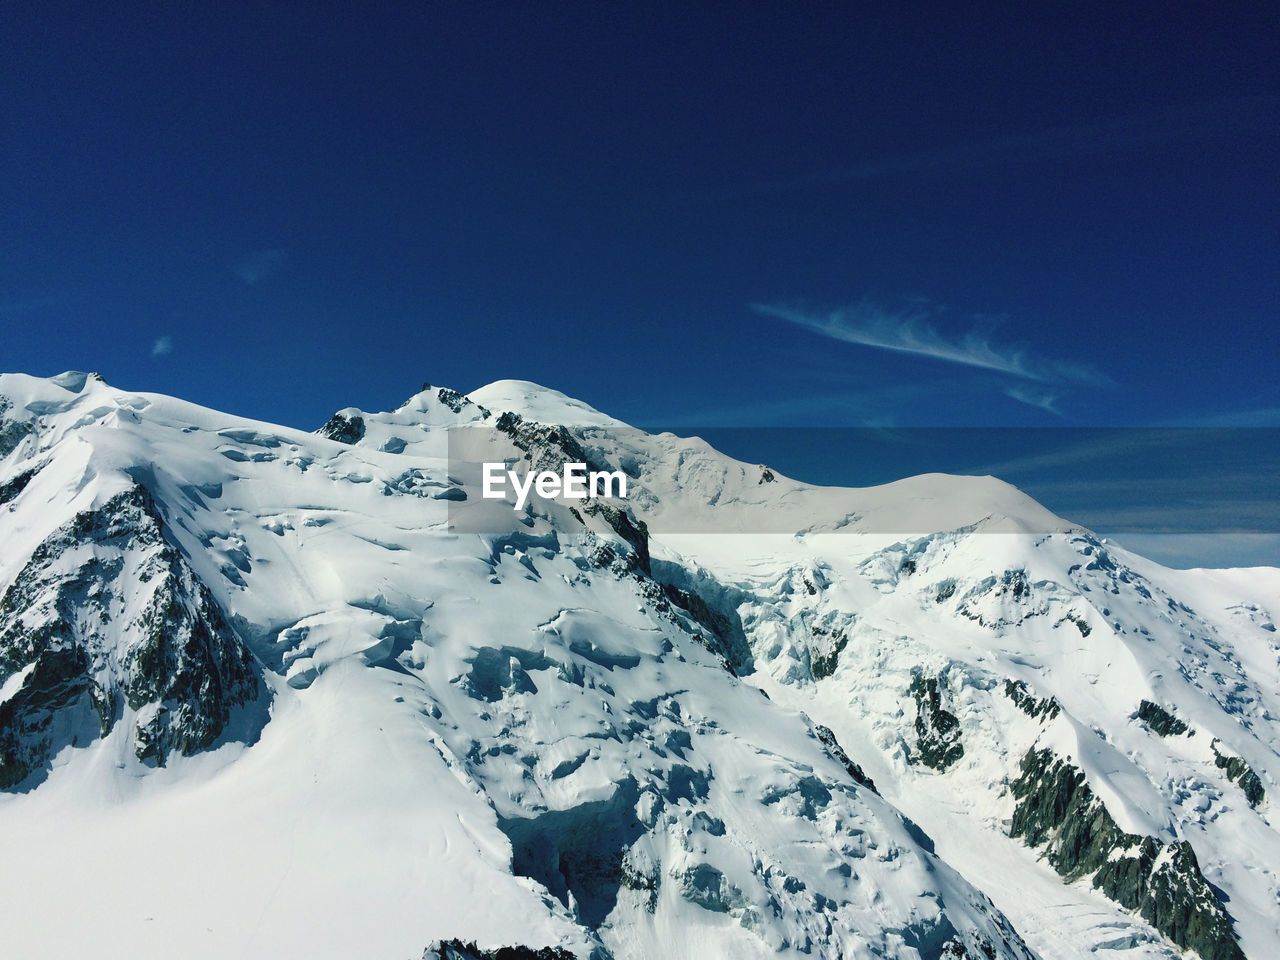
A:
752,301,1104,386
643,382,941,428
971,430,1204,479
780,94,1279,187
1005,384,1063,417
151,335,173,357
234,248,287,286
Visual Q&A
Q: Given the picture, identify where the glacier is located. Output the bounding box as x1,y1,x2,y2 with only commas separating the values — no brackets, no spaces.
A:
0,371,1276,960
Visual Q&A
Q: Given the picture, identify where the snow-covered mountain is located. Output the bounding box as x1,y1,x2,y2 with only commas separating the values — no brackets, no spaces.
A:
1,371,1276,960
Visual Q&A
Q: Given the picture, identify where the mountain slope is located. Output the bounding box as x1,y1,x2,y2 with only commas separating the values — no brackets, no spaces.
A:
0,372,1275,960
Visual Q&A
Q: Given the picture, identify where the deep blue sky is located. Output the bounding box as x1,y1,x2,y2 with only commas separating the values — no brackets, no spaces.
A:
2,3,1277,562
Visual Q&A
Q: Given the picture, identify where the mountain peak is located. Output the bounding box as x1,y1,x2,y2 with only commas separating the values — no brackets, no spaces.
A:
467,379,630,429
2,371,1276,960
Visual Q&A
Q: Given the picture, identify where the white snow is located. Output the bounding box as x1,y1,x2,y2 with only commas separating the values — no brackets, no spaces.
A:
1,371,1276,960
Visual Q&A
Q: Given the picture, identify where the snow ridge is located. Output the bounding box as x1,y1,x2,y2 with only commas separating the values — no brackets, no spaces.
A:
0,371,1275,960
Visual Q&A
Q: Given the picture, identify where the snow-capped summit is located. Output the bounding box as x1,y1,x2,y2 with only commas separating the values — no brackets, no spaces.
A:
0,371,1275,960
468,379,632,429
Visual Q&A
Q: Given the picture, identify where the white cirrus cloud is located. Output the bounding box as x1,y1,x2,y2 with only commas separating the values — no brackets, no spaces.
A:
752,301,1106,387
1005,384,1063,417
151,335,173,357
778,94,1279,187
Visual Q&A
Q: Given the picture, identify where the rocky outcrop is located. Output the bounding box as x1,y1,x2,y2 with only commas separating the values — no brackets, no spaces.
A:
494,412,597,476
437,387,491,417
1003,679,1060,721
1136,700,1189,737
956,569,1049,630
910,673,964,771
645,559,753,672
317,411,365,444
1010,748,1244,960
660,582,736,657
940,937,1001,960
0,485,260,786
1211,741,1265,808
580,500,649,575
808,624,848,680
492,411,651,575
424,940,581,960
814,724,877,793
0,466,38,506
0,397,35,457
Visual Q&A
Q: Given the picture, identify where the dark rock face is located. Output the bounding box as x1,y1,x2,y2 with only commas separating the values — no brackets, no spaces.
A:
1003,679,1060,721
0,644,94,789
940,937,999,960
660,582,737,657
436,388,466,412
493,411,651,574
435,387,473,414
0,486,260,787
0,398,35,457
1211,741,1266,808
580,501,650,576
424,940,580,960
813,724,877,793
957,569,1046,629
317,412,365,444
494,412,597,476
1010,748,1244,960
1059,612,1092,636
910,674,964,771
809,625,848,680
1136,700,1189,737
0,466,39,506
639,561,752,674
997,569,1031,601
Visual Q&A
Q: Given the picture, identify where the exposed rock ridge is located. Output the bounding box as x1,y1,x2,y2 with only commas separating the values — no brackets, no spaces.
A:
1009,748,1245,960
0,485,260,787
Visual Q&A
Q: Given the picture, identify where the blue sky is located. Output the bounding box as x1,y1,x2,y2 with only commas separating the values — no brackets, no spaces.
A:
2,3,1277,563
